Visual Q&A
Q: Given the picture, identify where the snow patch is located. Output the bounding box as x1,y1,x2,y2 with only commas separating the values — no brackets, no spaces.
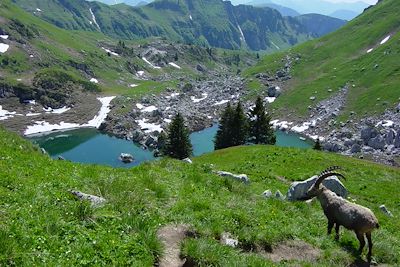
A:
367,48,373,53
0,43,10,53
90,78,99,84
265,97,276,103
191,93,208,103
129,84,138,88
271,120,293,130
137,71,145,77
89,8,100,30
36,8,42,12
142,57,161,69
189,14,193,21
141,105,158,113
168,62,181,69
135,118,163,133
24,96,115,135
136,103,144,109
26,113,41,117
47,106,71,114
102,47,119,56
291,122,312,133
27,100,36,105
163,118,172,123
0,35,9,40
213,100,229,106
0,105,17,121
376,120,394,127
380,35,391,45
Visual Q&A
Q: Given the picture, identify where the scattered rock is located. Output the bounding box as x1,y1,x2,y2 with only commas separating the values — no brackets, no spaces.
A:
350,143,361,153
182,158,192,164
379,205,393,217
368,135,386,150
119,153,134,163
220,232,239,248
275,190,286,200
287,175,348,201
267,86,281,97
214,171,250,184
69,190,106,207
310,96,316,101
262,189,273,198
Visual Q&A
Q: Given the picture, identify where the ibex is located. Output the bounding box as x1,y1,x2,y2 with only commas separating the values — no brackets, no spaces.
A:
303,166,379,262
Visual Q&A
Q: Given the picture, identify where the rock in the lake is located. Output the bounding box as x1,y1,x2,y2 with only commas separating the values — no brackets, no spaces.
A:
215,171,249,184
287,175,347,201
69,190,106,207
119,153,134,163
379,205,393,217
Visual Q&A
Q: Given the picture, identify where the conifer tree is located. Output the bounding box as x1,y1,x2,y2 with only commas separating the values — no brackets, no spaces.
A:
248,96,276,145
313,138,322,150
164,113,192,159
231,101,249,146
214,103,235,150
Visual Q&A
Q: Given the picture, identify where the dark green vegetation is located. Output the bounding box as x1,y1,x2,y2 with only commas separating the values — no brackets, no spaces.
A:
164,113,193,160
249,96,276,145
12,0,346,51
1,126,399,265
245,0,400,121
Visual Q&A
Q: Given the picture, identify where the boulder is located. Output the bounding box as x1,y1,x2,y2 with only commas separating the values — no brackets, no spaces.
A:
119,153,134,163
69,190,106,207
385,129,396,145
287,175,347,201
196,64,206,72
267,86,281,97
276,70,286,78
323,142,342,152
215,171,249,184
395,130,400,148
350,143,361,153
360,126,378,143
368,135,386,150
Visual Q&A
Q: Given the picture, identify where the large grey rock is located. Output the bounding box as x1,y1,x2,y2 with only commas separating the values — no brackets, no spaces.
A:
361,127,378,143
395,130,400,148
267,86,281,97
69,190,106,207
386,129,396,145
368,135,386,150
215,171,249,184
350,143,361,153
287,175,347,201
323,142,342,152
119,153,134,163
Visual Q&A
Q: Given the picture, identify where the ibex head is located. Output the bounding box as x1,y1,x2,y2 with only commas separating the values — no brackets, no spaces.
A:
303,166,345,200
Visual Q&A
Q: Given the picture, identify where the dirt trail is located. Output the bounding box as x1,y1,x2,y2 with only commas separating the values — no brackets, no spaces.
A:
157,224,190,267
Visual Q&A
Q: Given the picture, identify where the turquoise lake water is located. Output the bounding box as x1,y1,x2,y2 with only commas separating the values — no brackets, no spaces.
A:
29,125,312,168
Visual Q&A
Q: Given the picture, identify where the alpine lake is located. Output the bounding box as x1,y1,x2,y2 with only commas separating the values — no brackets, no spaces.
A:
28,124,313,168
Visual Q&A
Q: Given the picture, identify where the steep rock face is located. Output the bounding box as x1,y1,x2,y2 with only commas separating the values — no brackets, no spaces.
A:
12,0,345,51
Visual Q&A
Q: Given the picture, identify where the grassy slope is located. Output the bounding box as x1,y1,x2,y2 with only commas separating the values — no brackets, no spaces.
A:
1,126,399,266
244,0,400,120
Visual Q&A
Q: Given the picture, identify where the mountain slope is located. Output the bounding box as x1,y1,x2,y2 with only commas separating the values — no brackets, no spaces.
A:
246,1,300,17
245,0,400,120
0,125,399,265
11,0,346,51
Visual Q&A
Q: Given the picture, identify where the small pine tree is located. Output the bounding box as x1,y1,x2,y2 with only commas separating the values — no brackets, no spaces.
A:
231,101,249,146
164,113,193,159
214,103,235,150
248,96,276,145
313,138,322,150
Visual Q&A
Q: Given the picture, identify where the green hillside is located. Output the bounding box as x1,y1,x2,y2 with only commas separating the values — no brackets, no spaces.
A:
0,125,399,266
11,0,346,51
245,0,400,120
